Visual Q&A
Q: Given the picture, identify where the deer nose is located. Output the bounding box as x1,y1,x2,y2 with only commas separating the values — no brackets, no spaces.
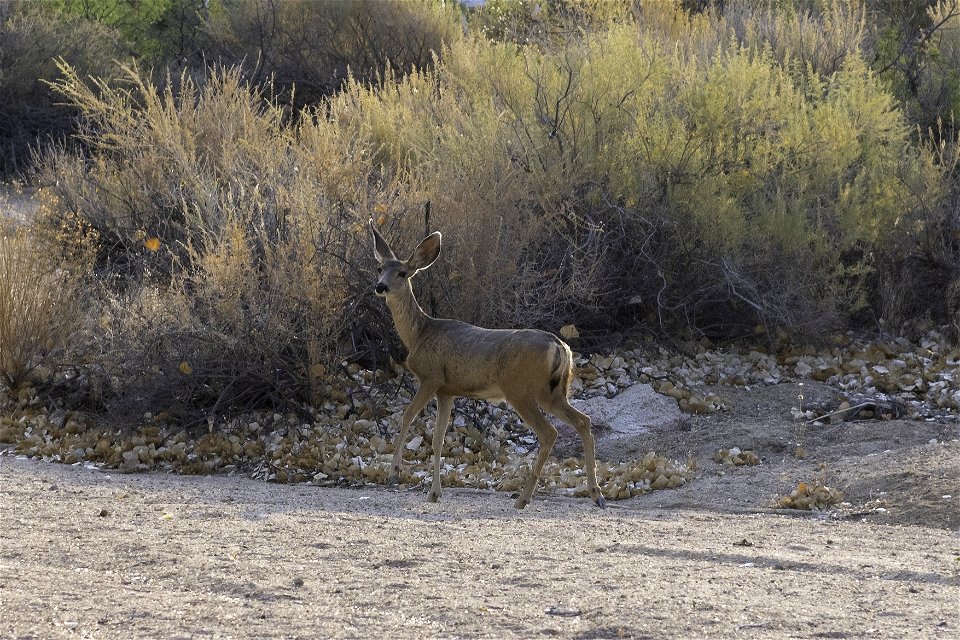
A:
375,283,388,294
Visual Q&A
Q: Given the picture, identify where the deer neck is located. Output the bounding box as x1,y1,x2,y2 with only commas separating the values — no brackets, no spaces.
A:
385,281,431,351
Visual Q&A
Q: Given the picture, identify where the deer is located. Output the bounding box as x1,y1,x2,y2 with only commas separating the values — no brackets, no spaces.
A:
369,219,605,509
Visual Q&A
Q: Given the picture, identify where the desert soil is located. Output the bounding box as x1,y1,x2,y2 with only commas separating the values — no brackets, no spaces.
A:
1,382,959,639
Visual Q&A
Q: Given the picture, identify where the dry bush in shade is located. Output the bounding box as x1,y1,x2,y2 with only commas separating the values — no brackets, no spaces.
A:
0,227,86,391
36,64,386,423
0,1,121,173
205,0,462,105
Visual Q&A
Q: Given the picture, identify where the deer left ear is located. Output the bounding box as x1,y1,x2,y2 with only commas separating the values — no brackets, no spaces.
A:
407,231,441,272
370,219,397,262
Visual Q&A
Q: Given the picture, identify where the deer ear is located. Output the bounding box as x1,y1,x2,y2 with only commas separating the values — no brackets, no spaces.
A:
407,231,441,272
369,219,396,262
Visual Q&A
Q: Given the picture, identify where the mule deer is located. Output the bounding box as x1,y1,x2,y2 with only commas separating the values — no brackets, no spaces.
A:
370,220,604,509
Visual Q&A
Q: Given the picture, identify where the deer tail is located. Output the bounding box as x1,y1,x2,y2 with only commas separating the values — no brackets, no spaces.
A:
548,337,573,396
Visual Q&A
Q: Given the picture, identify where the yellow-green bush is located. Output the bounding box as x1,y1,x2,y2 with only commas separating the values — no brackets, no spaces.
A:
331,16,937,335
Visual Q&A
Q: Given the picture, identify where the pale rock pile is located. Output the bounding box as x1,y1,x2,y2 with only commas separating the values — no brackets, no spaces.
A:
573,384,680,460
776,480,844,511
0,379,695,502
1,330,958,504
713,447,761,467
574,330,960,419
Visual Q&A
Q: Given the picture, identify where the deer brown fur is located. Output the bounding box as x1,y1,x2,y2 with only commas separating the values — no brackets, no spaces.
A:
370,220,604,509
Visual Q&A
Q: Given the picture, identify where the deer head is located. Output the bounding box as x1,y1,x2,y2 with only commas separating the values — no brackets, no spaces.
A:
370,219,441,298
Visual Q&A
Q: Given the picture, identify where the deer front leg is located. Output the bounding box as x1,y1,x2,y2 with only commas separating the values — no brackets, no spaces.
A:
428,394,454,503
389,384,439,486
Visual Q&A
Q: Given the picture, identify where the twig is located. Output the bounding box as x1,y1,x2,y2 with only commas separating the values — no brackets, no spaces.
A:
876,3,960,76
804,402,873,424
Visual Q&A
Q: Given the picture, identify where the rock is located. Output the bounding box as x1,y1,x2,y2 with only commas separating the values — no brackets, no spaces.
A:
572,384,682,461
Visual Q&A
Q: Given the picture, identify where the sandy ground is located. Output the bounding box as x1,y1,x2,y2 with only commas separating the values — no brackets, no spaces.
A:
609,381,960,531
1,447,958,640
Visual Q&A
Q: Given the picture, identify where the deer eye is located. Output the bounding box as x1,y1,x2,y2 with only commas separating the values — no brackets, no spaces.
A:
376,267,383,274
398,271,408,278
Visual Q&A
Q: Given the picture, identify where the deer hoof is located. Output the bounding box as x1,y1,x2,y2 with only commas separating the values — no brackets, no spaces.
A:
594,495,607,510
514,497,529,510
427,489,441,503
387,473,400,487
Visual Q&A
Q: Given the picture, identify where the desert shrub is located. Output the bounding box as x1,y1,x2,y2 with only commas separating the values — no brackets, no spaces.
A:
328,16,939,338
45,62,294,261
38,62,397,423
324,34,626,333
870,0,960,137
204,0,462,106
0,226,86,390
474,0,867,75
88,218,351,424
473,0,636,44
908,1,960,133
0,1,121,174
872,125,960,332
0,0,460,178
47,0,169,52
463,1,959,339
722,0,867,77
48,0,210,66
612,49,928,334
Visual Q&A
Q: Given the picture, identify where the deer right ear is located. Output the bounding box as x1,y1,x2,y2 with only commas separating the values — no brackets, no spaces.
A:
407,231,441,272
369,219,396,262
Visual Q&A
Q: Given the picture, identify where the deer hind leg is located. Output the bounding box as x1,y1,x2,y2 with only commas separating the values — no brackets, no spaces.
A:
428,394,454,503
509,397,558,510
389,384,439,486
542,396,606,509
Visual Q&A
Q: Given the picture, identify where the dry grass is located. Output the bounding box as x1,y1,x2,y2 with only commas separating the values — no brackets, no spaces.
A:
0,228,82,389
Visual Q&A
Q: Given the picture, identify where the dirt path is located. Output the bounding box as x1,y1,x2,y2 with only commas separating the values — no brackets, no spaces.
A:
1,456,956,640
